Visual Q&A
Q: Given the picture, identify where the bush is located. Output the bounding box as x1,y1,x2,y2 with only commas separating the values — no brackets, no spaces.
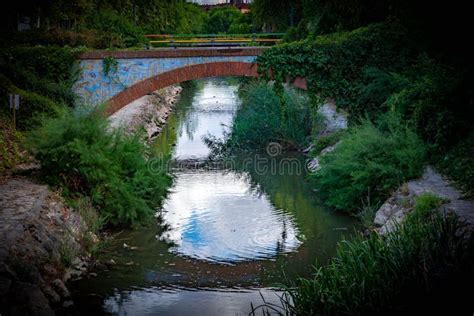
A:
413,193,447,215
437,132,474,198
311,129,345,155
28,108,171,227
284,204,473,315
84,10,146,48
258,23,474,152
313,115,426,213
258,22,419,112
0,75,62,129
224,82,312,151
0,47,80,128
203,7,242,34
0,46,80,85
0,115,25,172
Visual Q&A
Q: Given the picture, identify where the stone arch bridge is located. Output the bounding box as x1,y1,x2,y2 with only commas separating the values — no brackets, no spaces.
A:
75,47,307,115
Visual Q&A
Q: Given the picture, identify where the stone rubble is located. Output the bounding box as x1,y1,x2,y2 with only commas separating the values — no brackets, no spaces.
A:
0,178,94,315
373,166,474,235
108,84,182,141
307,100,348,172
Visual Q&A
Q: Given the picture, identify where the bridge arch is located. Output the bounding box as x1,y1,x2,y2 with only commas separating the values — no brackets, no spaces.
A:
104,61,259,115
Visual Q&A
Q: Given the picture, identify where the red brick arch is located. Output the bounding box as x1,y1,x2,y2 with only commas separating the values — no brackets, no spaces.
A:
105,61,257,116
104,61,307,116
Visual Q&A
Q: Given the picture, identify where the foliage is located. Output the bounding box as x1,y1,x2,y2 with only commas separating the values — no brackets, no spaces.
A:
311,129,345,155
228,10,254,34
258,22,473,153
0,115,26,172
285,205,474,315
83,10,146,48
413,193,447,216
0,46,82,129
0,47,80,120
0,75,62,129
313,115,426,213
59,239,78,267
174,2,209,34
2,1,255,48
437,132,474,198
203,6,242,34
28,108,171,227
102,56,119,77
385,57,472,152
252,0,301,32
225,82,312,151
258,23,418,111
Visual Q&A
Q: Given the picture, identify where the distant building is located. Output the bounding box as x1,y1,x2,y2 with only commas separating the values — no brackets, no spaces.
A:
188,0,251,4
188,0,252,13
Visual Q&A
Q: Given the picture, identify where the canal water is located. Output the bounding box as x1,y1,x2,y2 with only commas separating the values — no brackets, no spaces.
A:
70,78,356,315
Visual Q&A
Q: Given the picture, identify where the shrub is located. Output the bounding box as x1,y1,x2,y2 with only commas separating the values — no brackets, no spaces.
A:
0,46,80,85
0,47,80,129
311,129,345,155
313,115,426,213
28,107,171,227
413,193,447,215
225,82,312,151
284,204,473,315
258,23,474,152
203,6,241,34
0,115,25,172
386,57,472,152
0,75,62,129
84,10,146,48
437,132,474,198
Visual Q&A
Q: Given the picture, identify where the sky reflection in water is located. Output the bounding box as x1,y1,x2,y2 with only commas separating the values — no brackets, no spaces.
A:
159,170,301,263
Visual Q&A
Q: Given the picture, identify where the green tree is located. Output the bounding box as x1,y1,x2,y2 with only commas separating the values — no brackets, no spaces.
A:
204,6,241,34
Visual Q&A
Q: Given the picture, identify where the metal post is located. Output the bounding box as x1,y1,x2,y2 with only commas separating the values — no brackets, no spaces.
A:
9,94,19,129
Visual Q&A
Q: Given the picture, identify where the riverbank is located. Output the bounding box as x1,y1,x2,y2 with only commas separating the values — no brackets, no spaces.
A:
66,78,358,315
0,177,94,315
0,85,182,315
109,84,182,141
373,166,474,235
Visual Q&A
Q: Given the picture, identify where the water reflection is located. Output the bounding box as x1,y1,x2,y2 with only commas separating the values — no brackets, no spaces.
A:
173,80,239,160
159,170,301,263
69,78,356,315
104,287,284,316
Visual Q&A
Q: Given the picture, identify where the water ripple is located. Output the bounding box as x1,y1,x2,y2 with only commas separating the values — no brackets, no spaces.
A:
158,170,301,263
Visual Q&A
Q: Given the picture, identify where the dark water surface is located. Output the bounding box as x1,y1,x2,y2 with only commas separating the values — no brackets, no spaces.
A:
70,79,357,315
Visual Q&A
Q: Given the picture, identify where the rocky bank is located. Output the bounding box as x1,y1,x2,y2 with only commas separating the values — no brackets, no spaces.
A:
109,84,182,141
306,100,348,172
0,84,182,315
0,178,95,315
373,166,474,235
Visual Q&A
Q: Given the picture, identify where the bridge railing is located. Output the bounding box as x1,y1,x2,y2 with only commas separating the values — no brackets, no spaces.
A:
144,33,284,47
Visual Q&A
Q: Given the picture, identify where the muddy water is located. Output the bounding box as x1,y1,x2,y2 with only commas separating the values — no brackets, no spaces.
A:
70,79,357,315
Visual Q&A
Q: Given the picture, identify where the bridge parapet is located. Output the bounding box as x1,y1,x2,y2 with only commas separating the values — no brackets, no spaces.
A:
74,47,267,106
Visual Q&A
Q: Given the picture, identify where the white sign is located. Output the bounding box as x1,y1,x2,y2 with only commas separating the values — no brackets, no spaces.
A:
8,94,20,110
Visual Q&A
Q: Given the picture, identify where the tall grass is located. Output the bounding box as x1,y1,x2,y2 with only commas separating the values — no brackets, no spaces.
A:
227,82,312,151
438,131,474,198
313,114,426,213
284,197,473,315
28,107,171,227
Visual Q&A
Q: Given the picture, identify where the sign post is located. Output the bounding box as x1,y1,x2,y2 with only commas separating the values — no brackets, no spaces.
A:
8,94,20,129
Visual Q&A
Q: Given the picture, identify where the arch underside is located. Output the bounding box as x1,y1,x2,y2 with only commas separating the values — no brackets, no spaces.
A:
105,61,259,116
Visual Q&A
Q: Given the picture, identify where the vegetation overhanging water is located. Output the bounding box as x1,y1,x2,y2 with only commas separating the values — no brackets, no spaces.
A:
69,78,357,315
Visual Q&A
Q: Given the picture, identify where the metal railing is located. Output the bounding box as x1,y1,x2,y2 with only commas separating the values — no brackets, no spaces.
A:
145,33,285,47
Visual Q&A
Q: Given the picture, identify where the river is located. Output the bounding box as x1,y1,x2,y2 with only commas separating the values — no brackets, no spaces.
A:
70,78,356,315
